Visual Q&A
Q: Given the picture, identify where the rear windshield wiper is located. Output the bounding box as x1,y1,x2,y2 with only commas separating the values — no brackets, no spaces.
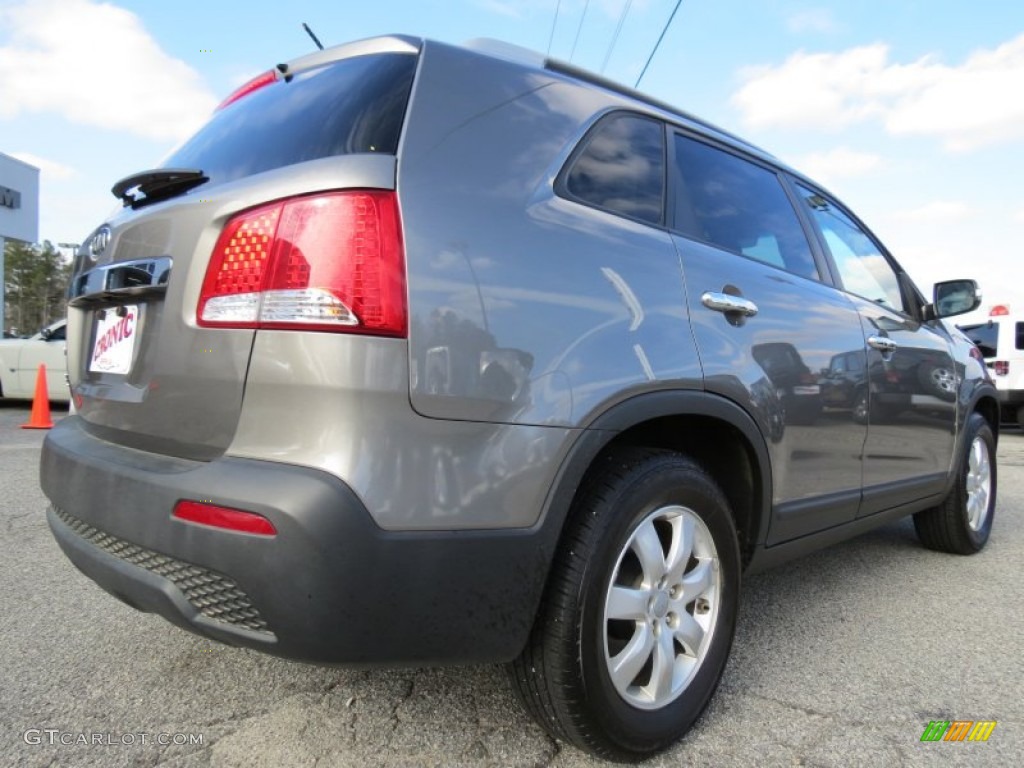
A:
111,168,209,209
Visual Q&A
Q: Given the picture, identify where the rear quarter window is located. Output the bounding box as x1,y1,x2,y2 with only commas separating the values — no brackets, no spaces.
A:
559,113,666,226
161,53,417,186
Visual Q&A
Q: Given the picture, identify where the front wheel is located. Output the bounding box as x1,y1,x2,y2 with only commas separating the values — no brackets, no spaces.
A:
508,448,740,762
914,412,996,554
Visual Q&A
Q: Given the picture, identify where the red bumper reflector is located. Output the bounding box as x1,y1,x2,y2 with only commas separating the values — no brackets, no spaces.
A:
173,500,277,536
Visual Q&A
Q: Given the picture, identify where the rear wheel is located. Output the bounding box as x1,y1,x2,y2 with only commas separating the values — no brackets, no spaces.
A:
914,412,996,554
509,448,740,762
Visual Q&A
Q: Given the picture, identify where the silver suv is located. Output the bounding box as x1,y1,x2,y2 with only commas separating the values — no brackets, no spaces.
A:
41,35,999,761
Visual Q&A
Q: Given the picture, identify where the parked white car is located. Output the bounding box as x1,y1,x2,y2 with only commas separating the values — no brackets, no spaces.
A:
0,319,69,402
962,305,1024,427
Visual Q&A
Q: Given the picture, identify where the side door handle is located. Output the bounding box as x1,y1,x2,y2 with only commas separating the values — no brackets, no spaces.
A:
867,335,898,353
701,292,759,317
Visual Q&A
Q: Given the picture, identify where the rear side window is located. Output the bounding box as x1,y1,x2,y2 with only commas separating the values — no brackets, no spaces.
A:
561,114,666,225
161,53,417,185
962,323,999,357
671,135,819,280
1017,322,1024,350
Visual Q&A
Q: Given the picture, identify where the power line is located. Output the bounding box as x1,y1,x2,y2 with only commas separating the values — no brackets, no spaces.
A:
634,0,683,88
546,0,562,56
569,0,591,62
601,0,634,73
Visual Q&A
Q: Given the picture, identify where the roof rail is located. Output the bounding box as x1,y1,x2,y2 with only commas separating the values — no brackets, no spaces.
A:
543,57,770,156
462,38,770,158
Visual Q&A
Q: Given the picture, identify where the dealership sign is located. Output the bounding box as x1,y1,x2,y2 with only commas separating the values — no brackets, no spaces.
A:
1,185,22,210
0,152,39,243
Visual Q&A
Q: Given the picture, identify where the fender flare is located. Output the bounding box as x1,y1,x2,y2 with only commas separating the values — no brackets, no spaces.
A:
535,389,774,556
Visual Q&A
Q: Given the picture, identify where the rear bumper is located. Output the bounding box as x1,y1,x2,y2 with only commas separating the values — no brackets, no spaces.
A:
40,416,552,665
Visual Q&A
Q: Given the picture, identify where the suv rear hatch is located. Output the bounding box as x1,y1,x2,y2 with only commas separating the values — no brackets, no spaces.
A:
66,37,418,460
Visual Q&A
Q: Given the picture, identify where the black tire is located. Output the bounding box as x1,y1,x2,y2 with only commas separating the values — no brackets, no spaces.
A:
508,448,740,762
1017,405,1024,431
913,412,996,554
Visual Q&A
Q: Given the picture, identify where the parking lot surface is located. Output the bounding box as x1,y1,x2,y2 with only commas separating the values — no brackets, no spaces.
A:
2,402,1021,767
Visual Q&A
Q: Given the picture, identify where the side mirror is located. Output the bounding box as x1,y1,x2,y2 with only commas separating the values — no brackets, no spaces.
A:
40,327,53,341
928,279,981,320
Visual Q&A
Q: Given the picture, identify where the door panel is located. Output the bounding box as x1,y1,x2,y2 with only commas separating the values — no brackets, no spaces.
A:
792,184,956,511
668,132,868,544
848,296,957,505
674,236,868,543
17,338,67,398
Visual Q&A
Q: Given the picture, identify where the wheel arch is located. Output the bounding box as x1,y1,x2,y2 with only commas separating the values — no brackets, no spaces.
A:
538,390,773,572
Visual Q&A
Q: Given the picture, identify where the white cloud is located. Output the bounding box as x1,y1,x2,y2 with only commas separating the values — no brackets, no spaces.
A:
8,152,75,180
891,201,972,223
790,147,880,182
0,0,217,142
732,33,1024,151
787,9,838,35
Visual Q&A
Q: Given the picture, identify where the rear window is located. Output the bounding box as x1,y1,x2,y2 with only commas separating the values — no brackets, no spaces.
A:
161,53,417,186
962,323,999,358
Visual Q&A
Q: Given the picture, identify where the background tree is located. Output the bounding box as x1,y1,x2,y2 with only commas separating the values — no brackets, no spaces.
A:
3,240,71,336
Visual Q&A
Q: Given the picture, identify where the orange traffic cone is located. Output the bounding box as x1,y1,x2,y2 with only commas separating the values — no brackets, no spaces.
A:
21,364,54,430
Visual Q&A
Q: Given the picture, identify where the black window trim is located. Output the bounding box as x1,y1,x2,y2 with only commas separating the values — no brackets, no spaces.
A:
665,128,834,286
554,109,669,230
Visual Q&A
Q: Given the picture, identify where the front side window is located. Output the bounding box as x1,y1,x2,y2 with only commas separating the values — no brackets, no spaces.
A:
672,134,819,280
562,114,665,225
797,186,903,311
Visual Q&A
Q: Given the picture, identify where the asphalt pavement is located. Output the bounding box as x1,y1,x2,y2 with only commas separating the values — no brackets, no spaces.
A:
1,401,1021,767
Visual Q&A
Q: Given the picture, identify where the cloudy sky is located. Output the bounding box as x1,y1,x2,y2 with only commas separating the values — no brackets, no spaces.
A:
2,0,1021,315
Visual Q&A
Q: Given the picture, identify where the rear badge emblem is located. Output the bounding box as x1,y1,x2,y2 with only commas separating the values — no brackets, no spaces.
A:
89,226,112,260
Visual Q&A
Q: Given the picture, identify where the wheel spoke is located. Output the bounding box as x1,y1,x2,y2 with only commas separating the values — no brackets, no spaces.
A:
673,611,705,656
632,522,666,584
610,623,654,690
607,586,649,621
648,626,677,701
965,437,991,530
664,514,695,584
679,559,713,602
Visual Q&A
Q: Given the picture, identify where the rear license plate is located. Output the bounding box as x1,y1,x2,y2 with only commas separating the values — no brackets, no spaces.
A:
89,305,140,374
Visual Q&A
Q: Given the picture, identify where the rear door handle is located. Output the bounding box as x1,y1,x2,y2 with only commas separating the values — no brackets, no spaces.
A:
867,335,898,352
701,292,758,317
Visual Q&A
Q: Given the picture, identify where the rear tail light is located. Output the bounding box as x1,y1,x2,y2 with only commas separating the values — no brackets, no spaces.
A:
173,500,277,536
993,361,1009,376
198,191,406,337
